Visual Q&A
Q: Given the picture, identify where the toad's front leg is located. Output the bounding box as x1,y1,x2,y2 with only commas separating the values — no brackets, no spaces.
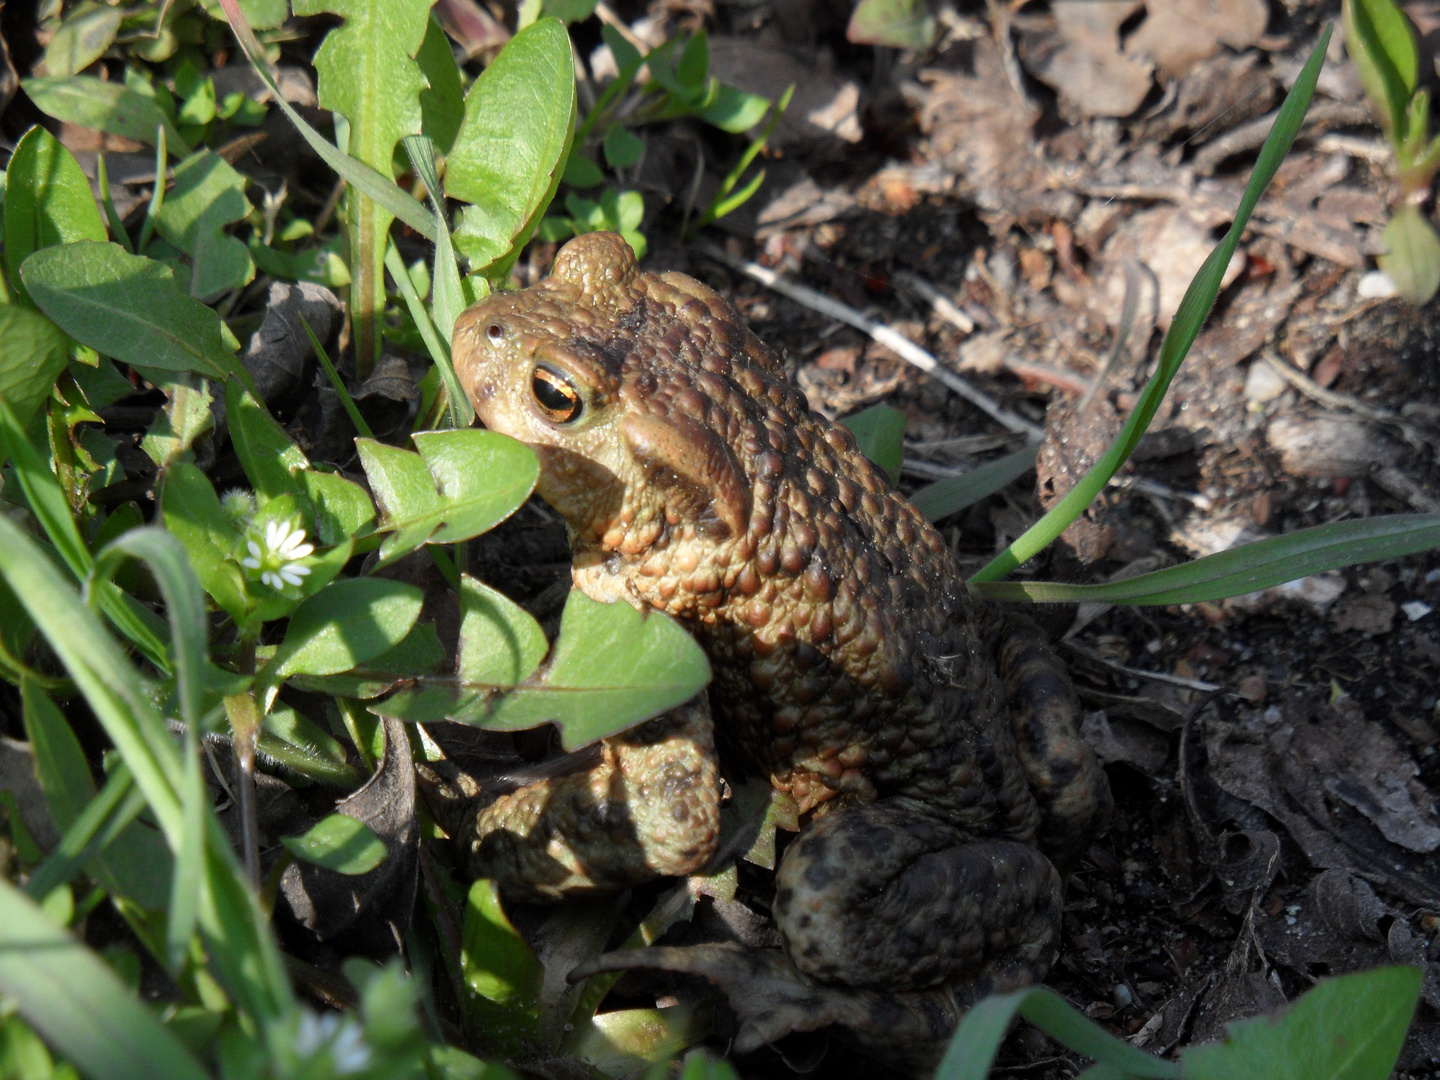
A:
463,695,721,902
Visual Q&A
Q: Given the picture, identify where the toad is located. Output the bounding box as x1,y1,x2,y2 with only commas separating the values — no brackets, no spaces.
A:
451,232,1111,1070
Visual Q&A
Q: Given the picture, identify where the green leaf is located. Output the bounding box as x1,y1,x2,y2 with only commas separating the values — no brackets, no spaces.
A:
200,0,289,29
293,0,431,177
281,813,387,874
0,879,210,1080
356,429,538,567
4,126,107,303
846,0,939,50
21,76,191,156
676,31,709,93
139,373,214,469
21,242,238,380
971,25,1332,584
911,444,1038,522
460,879,544,1053
448,17,576,277
259,702,359,785
0,307,70,428
697,85,772,133
935,986,1179,1080
152,151,255,300
544,0,598,20
212,0,437,242
458,576,548,686
563,154,604,188
1182,967,1420,1080
416,14,465,156
226,379,310,500
1343,0,1418,137
841,403,905,485
973,513,1440,606
468,590,710,750
159,461,249,622
287,621,444,699
43,4,122,77
1378,203,1440,304
603,126,644,168
260,577,424,700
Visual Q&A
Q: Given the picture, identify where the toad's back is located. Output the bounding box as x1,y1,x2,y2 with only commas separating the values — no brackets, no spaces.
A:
455,232,1044,840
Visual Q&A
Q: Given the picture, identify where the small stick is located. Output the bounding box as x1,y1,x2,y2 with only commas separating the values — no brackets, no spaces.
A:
892,270,974,334
702,244,1044,441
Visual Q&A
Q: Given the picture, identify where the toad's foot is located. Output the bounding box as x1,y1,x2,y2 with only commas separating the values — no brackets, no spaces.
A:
463,696,720,901
570,942,1034,1073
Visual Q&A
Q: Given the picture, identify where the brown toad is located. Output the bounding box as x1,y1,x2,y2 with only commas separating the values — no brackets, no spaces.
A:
451,232,1110,1070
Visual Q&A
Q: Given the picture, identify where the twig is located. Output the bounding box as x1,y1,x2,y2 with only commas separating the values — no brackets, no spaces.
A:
701,244,1045,441
892,270,974,334
1258,350,1434,452
1062,641,1222,693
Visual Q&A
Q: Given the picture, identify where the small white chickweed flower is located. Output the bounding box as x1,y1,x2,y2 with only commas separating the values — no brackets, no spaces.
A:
240,519,315,590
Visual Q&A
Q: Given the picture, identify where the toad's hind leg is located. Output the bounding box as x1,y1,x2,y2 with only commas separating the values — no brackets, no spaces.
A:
463,695,720,902
773,799,1062,993
994,613,1113,868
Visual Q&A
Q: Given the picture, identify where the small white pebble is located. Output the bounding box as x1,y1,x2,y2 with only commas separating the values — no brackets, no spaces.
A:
1244,361,1287,405
1113,984,1134,1009
1358,270,1398,299
1403,600,1433,621
1426,569,1440,585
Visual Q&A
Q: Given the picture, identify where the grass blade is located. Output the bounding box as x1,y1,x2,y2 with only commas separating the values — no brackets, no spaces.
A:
0,879,210,1080
972,513,1440,605
910,444,1039,522
970,24,1332,583
385,239,473,428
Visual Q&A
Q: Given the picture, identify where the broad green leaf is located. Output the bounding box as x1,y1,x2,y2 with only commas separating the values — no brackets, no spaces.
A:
4,126,106,303
448,17,576,277
227,379,310,499
470,590,710,750
293,0,431,182
972,513,1440,606
262,577,425,691
847,0,939,49
152,150,255,300
139,373,214,469
1343,0,1417,137
911,444,1038,522
458,576,548,685
697,85,772,133
1183,967,1420,1080
160,461,249,622
356,429,538,566
0,880,210,1080
841,403,905,485
460,879,544,1053
21,76,191,155
568,1006,710,1075
971,26,1331,584
545,0,598,20
416,14,465,156
22,242,237,380
1377,203,1440,304
21,678,170,910
0,307,70,427
291,0,431,373
281,813,387,874
676,31,709,93
936,986,1179,1080
287,621,444,699
213,0,437,242
43,4,122,77
300,468,377,546
603,126,644,169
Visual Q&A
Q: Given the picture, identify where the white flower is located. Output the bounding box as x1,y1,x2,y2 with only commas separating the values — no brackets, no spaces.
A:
291,1009,373,1075
240,519,315,590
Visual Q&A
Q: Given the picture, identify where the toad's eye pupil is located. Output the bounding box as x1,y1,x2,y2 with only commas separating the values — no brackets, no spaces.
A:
487,323,504,342
532,366,582,423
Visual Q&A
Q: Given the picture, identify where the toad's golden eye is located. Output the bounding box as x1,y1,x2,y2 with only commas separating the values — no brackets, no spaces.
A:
531,365,583,423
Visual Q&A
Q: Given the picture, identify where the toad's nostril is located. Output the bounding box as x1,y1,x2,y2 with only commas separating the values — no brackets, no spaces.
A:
487,323,504,342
